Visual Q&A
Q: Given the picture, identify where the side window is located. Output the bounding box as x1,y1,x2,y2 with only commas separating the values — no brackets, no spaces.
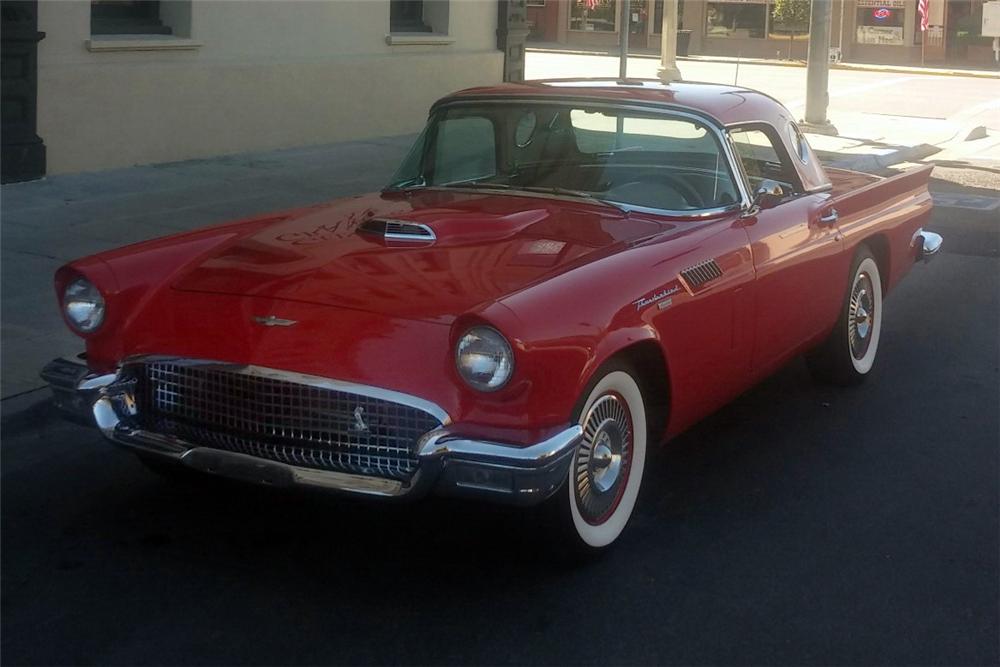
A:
729,126,800,194
432,117,496,184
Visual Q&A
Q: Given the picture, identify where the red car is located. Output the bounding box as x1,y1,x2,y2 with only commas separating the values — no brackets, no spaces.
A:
44,80,941,553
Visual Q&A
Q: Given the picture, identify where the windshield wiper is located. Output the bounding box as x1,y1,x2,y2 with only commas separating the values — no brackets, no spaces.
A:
425,181,628,215
382,176,426,193
440,181,512,190
519,186,630,215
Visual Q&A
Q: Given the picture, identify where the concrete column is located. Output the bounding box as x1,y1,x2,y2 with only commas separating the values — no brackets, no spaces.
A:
658,0,683,82
619,0,630,79
803,0,837,134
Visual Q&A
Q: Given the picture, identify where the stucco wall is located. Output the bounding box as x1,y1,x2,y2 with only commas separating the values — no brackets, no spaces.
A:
37,1,503,174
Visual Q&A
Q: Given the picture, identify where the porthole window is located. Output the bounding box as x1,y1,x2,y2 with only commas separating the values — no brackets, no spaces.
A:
787,122,810,164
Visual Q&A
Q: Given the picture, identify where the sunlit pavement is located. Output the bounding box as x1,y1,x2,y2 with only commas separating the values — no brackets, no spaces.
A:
526,51,1000,166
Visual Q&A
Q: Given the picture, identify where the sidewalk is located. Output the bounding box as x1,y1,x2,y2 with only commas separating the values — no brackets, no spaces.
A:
527,43,1000,79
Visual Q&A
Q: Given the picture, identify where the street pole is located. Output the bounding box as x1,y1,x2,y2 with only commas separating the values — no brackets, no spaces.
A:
619,0,630,80
658,0,682,83
803,0,837,134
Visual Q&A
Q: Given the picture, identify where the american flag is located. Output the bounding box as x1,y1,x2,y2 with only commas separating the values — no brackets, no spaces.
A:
918,0,930,31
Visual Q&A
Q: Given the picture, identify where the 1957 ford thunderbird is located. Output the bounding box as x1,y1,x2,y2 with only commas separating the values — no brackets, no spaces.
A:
43,80,942,552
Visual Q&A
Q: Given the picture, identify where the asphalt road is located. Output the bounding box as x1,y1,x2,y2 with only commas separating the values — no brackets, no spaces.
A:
2,197,997,665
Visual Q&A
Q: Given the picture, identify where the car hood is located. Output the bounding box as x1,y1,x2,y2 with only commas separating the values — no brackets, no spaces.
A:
172,189,670,323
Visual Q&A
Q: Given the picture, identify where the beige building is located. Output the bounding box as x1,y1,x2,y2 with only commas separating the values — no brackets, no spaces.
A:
26,0,503,176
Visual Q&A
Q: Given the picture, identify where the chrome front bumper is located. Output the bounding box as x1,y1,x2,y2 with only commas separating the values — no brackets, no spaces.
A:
41,358,580,507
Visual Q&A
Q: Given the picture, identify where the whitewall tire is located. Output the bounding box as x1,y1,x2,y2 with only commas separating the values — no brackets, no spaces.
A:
551,366,648,553
807,245,884,385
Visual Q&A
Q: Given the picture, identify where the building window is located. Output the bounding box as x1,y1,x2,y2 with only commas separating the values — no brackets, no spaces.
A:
769,0,810,38
569,0,617,32
652,0,686,34
91,0,171,35
706,1,767,39
527,0,546,6
390,0,431,32
390,0,450,34
855,0,906,45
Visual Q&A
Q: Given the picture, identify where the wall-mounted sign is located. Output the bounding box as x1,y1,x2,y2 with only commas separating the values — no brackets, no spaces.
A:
872,7,893,20
856,0,904,7
857,24,905,44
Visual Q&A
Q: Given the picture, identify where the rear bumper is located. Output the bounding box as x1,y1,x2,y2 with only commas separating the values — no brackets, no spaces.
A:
41,357,579,507
912,227,943,263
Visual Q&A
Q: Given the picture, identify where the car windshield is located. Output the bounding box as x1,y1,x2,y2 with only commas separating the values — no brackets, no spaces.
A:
386,102,742,213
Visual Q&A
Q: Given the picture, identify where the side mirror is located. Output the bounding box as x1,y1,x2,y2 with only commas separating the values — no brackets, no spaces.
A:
753,179,786,210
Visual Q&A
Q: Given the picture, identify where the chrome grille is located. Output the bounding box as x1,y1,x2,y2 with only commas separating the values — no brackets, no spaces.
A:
130,362,442,480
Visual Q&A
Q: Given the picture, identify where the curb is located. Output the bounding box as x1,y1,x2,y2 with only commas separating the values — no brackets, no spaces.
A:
526,47,1000,80
819,142,941,172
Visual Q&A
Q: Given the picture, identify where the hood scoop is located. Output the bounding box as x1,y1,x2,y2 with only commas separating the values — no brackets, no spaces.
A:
358,218,436,243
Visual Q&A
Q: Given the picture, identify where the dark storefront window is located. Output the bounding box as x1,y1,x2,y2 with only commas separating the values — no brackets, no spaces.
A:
652,0,686,33
855,0,906,45
706,1,767,38
570,0,617,31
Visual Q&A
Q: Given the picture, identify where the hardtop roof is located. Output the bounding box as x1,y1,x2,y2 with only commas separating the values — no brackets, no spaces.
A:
441,80,795,128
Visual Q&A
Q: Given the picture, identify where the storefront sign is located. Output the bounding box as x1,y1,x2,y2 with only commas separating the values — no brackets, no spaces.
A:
856,0,904,7
856,24,905,44
872,7,894,20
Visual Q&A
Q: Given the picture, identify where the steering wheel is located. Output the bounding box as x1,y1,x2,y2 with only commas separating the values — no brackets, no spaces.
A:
610,173,706,209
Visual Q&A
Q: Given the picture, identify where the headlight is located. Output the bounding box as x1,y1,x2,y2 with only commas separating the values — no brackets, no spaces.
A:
455,326,514,392
63,278,105,333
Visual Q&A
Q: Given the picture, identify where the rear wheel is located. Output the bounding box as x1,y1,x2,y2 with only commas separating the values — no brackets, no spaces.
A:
807,245,884,385
545,364,648,555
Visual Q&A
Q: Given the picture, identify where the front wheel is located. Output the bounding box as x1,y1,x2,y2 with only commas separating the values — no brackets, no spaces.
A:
807,245,884,385
545,365,648,555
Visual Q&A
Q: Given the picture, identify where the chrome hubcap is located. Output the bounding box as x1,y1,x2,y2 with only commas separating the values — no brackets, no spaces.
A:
575,394,632,525
849,273,875,359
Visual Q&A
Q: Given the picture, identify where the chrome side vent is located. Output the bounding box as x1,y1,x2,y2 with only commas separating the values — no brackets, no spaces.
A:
680,259,723,289
358,218,436,242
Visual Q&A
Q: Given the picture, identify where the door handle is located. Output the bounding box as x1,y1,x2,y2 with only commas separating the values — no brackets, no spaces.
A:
818,208,839,226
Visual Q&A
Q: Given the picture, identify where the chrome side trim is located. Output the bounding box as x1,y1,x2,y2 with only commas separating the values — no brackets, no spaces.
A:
912,227,943,263
118,355,452,425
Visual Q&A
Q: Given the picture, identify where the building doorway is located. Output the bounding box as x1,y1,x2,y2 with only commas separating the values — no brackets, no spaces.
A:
945,0,974,62
628,0,650,49
1,0,46,183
